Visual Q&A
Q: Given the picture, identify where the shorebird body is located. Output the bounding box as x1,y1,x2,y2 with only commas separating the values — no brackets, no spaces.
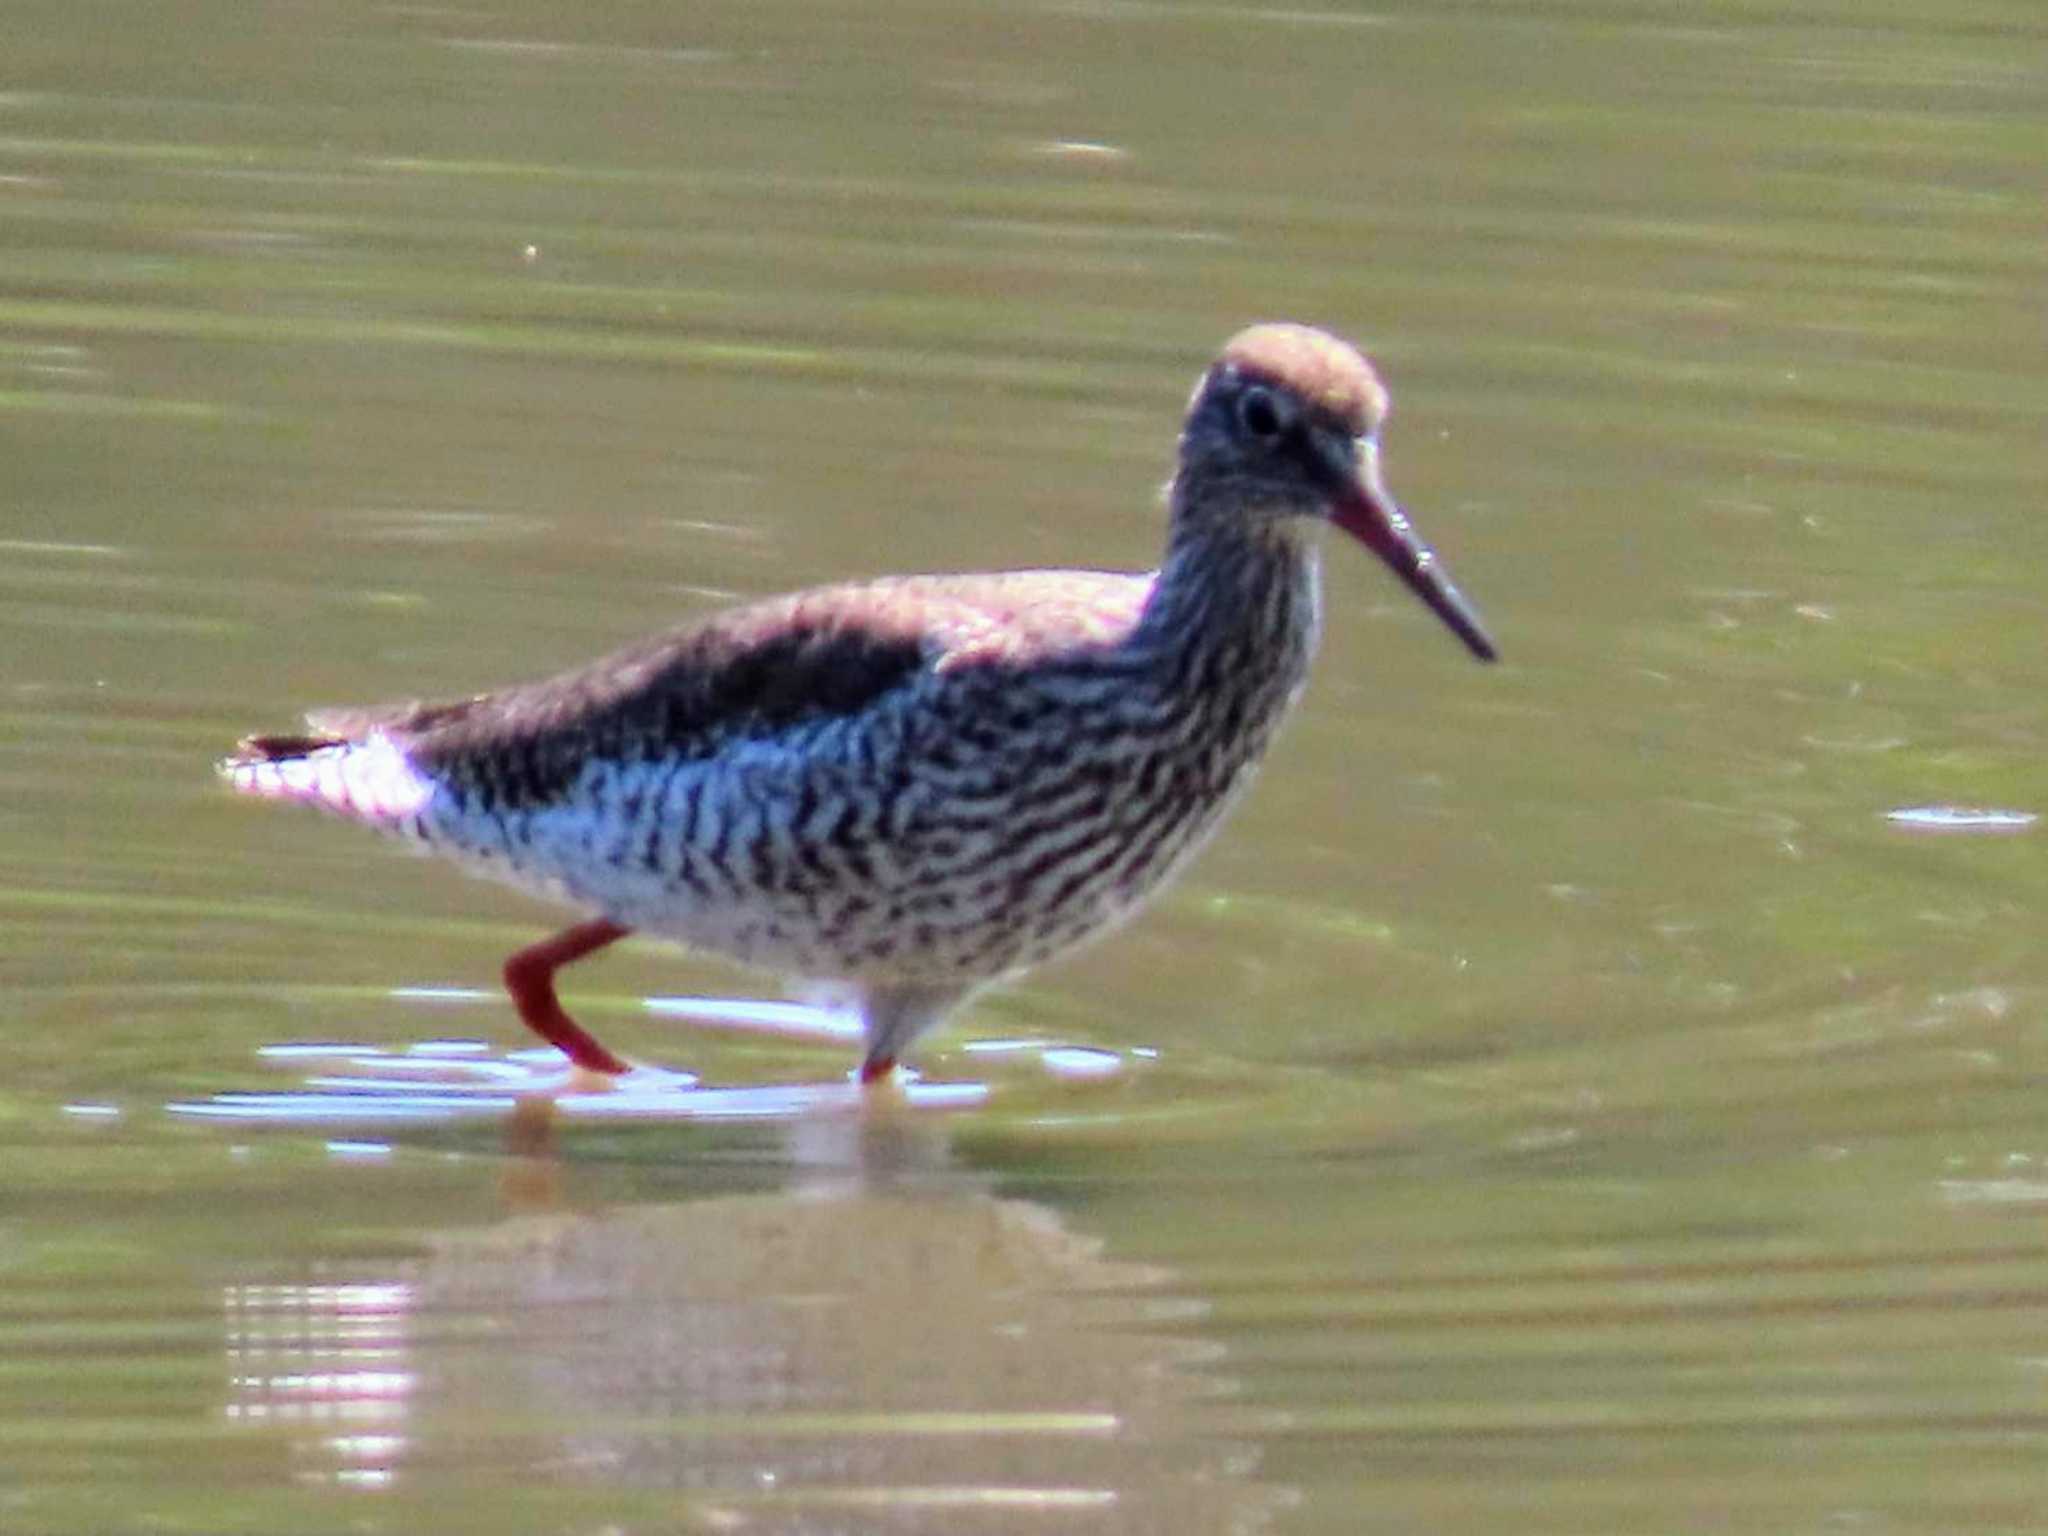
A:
225,324,1495,1081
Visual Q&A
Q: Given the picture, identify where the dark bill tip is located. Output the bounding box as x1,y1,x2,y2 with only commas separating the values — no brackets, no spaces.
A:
1331,489,1497,663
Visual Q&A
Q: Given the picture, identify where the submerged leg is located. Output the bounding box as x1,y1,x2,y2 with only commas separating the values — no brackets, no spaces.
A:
502,919,633,1075
855,981,970,1086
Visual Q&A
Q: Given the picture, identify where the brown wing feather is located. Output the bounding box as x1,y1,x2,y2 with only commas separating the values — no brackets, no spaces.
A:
299,569,1151,806
230,731,347,764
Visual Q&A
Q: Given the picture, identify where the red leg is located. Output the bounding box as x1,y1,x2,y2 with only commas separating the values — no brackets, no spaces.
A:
501,919,633,1075
857,1053,897,1086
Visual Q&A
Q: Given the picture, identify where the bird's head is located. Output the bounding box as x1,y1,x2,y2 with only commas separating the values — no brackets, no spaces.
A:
1177,323,1496,662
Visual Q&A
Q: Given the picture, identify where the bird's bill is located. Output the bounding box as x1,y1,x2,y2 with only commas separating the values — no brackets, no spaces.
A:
1330,446,1498,662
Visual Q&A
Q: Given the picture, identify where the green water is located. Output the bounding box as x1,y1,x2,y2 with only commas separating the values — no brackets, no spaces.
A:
5,0,2048,1530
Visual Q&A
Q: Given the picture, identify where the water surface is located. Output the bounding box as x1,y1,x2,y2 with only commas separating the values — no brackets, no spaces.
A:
5,1,2048,1531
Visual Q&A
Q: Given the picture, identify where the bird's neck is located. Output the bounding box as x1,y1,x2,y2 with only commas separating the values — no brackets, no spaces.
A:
1128,503,1325,702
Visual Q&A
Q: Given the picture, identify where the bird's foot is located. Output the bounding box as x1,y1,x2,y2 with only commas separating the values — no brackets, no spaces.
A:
857,1053,898,1087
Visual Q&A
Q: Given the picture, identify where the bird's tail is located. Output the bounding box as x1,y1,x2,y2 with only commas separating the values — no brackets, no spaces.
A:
219,729,434,829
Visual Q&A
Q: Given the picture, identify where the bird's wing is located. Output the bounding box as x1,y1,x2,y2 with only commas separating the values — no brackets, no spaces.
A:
231,570,1153,807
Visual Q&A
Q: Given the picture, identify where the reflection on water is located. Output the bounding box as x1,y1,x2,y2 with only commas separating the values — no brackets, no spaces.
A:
1886,805,2039,835
172,1043,979,1124
164,988,1132,1126
218,1110,1289,1530
224,1281,414,1491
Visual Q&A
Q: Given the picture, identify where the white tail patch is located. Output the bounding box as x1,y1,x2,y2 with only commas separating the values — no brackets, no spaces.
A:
224,732,434,826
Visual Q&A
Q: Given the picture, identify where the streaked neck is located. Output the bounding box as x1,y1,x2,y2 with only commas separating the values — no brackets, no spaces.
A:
1128,505,1325,694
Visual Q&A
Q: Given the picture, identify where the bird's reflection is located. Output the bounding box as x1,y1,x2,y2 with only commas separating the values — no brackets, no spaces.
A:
218,1079,1288,1530
222,1278,415,1489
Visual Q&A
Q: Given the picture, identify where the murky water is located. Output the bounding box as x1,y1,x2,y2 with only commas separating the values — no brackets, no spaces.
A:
6,0,2048,1530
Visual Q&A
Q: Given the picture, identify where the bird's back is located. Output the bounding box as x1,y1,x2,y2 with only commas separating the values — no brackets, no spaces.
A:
229,569,1153,790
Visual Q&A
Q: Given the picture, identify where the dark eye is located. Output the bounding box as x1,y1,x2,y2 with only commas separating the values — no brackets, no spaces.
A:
1235,385,1285,442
